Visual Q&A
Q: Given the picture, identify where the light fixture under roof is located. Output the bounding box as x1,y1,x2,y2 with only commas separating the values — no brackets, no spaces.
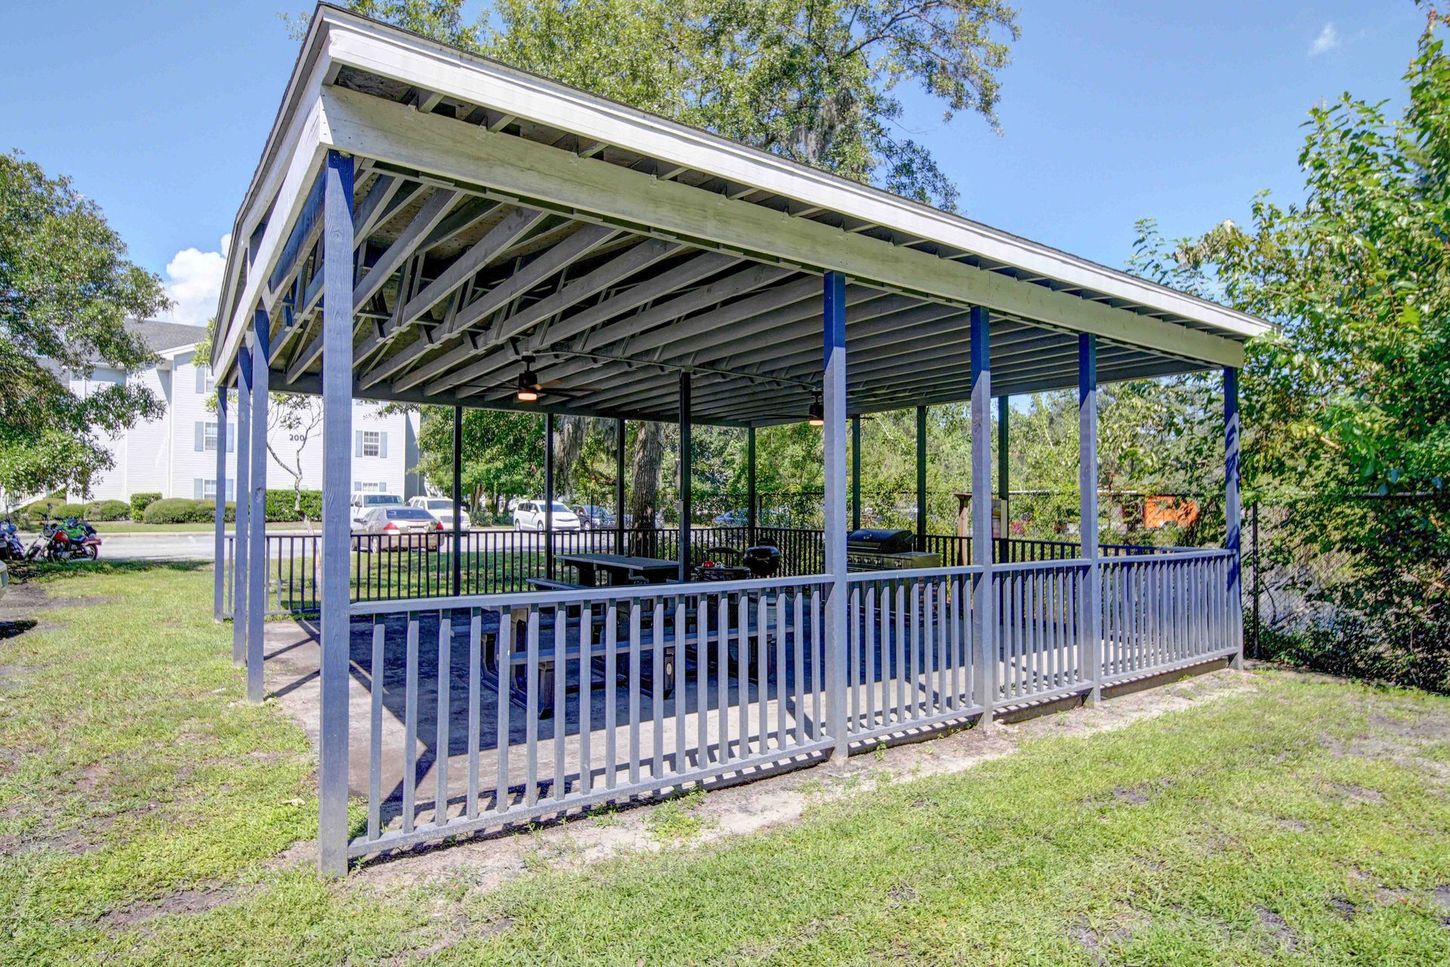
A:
515,356,541,403
808,394,824,427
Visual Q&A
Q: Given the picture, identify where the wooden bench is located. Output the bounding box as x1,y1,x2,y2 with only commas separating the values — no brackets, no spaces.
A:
526,577,592,591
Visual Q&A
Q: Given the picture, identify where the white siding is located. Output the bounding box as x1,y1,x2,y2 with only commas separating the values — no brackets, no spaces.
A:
70,347,420,503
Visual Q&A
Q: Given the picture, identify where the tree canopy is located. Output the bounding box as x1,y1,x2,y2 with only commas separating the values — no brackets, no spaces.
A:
0,150,168,501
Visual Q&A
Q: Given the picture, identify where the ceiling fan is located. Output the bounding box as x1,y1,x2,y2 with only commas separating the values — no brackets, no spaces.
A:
475,355,603,403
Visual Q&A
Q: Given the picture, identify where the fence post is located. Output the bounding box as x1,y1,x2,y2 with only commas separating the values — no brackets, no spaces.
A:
746,425,757,547
1250,499,1261,660
970,306,997,722
1078,334,1102,704
246,313,270,704
213,387,229,620
318,149,355,877
822,271,849,762
232,344,252,665
1224,366,1244,669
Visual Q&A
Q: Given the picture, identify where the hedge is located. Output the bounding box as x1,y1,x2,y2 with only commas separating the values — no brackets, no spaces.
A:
143,498,235,525
19,501,89,524
130,492,162,521
265,489,323,522
85,500,132,522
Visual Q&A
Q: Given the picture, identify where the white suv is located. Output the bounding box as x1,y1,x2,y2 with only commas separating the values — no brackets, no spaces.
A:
408,496,471,531
350,492,404,527
511,500,581,531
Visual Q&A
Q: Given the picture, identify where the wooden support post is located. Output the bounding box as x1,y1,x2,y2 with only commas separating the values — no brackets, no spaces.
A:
544,412,555,580
318,150,354,877
213,387,228,620
614,417,626,551
997,395,1009,564
970,306,996,723
451,404,463,597
1224,366,1244,669
246,313,270,704
232,346,252,665
915,405,927,549
822,271,849,762
746,426,757,546
1078,334,1102,704
851,414,862,532
679,372,692,581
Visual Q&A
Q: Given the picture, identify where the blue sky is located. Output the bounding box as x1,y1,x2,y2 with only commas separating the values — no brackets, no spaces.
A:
0,1,1425,326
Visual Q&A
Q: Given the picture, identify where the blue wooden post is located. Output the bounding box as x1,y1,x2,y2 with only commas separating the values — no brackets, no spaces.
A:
970,307,996,721
822,271,848,761
679,372,692,581
213,387,228,620
746,426,757,546
851,414,861,532
246,313,271,704
451,405,463,597
318,149,355,876
544,412,555,579
915,405,927,549
997,395,1009,563
232,345,252,665
1078,334,1102,703
1224,366,1244,668
614,417,626,552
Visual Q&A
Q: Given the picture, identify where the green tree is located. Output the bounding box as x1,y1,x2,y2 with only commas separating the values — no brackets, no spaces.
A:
1133,9,1450,689
0,151,168,502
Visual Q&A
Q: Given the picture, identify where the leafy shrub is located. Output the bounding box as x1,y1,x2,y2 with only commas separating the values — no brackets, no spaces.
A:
21,501,88,524
142,498,233,525
264,489,323,522
85,500,131,521
130,492,162,521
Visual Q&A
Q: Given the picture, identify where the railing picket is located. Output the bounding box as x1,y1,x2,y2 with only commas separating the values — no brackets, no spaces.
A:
524,605,540,807
628,598,642,785
368,619,385,841
496,606,512,813
403,614,419,833
553,604,567,801
436,611,451,826
604,599,618,789
467,609,480,819
579,602,592,795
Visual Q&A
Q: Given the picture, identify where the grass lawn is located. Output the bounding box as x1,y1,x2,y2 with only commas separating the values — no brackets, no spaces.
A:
2,563,1449,965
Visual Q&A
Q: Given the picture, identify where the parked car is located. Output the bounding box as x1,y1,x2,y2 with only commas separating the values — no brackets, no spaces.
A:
713,509,748,527
512,500,582,531
408,496,471,531
354,506,445,551
574,504,614,529
350,492,404,526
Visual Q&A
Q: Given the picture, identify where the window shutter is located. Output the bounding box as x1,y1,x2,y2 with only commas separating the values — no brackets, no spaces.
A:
194,479,204,500
227,425,235,453
194,421,204,452
355,430,363,457
194,364,206,394
378,432,388,459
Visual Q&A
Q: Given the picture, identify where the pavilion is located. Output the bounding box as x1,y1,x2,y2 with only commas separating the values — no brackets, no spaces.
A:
210,4,1272,873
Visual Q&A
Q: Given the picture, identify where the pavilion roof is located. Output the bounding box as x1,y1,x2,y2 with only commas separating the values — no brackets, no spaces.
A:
213,3,1272,426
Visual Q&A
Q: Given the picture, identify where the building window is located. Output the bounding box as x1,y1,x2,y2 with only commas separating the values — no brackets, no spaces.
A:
361,430,381,457
353,481,386,493
198,479,235,501
203,421,219,452
197,364,215,394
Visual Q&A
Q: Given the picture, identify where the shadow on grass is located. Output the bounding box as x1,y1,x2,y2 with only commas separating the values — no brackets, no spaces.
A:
15,558,212,583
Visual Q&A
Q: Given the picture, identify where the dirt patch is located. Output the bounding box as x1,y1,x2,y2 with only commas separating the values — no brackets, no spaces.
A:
1112,785,1151,805
1327,896,1358,920
1255,905,1297,951
1326,782,1385,806
100,886,236,929
886,880,919,905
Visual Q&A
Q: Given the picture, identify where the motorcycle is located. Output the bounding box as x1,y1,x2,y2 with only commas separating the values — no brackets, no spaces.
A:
25,516,102,562
0,520,24,561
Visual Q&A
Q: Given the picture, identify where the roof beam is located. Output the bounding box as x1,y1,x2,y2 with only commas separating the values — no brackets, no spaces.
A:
318,84,1247,367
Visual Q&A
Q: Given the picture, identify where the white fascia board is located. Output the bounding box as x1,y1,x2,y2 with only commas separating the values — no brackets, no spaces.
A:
213,96,330,385
317,10,1270,342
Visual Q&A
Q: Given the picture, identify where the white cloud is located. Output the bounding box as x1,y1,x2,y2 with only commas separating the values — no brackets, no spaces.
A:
161,233,230,327
1310,22,1340,56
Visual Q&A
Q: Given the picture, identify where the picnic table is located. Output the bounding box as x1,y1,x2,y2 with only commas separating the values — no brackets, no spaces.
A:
557,552,680,587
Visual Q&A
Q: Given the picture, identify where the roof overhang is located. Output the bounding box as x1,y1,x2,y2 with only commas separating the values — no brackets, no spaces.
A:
213,3,1271,426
